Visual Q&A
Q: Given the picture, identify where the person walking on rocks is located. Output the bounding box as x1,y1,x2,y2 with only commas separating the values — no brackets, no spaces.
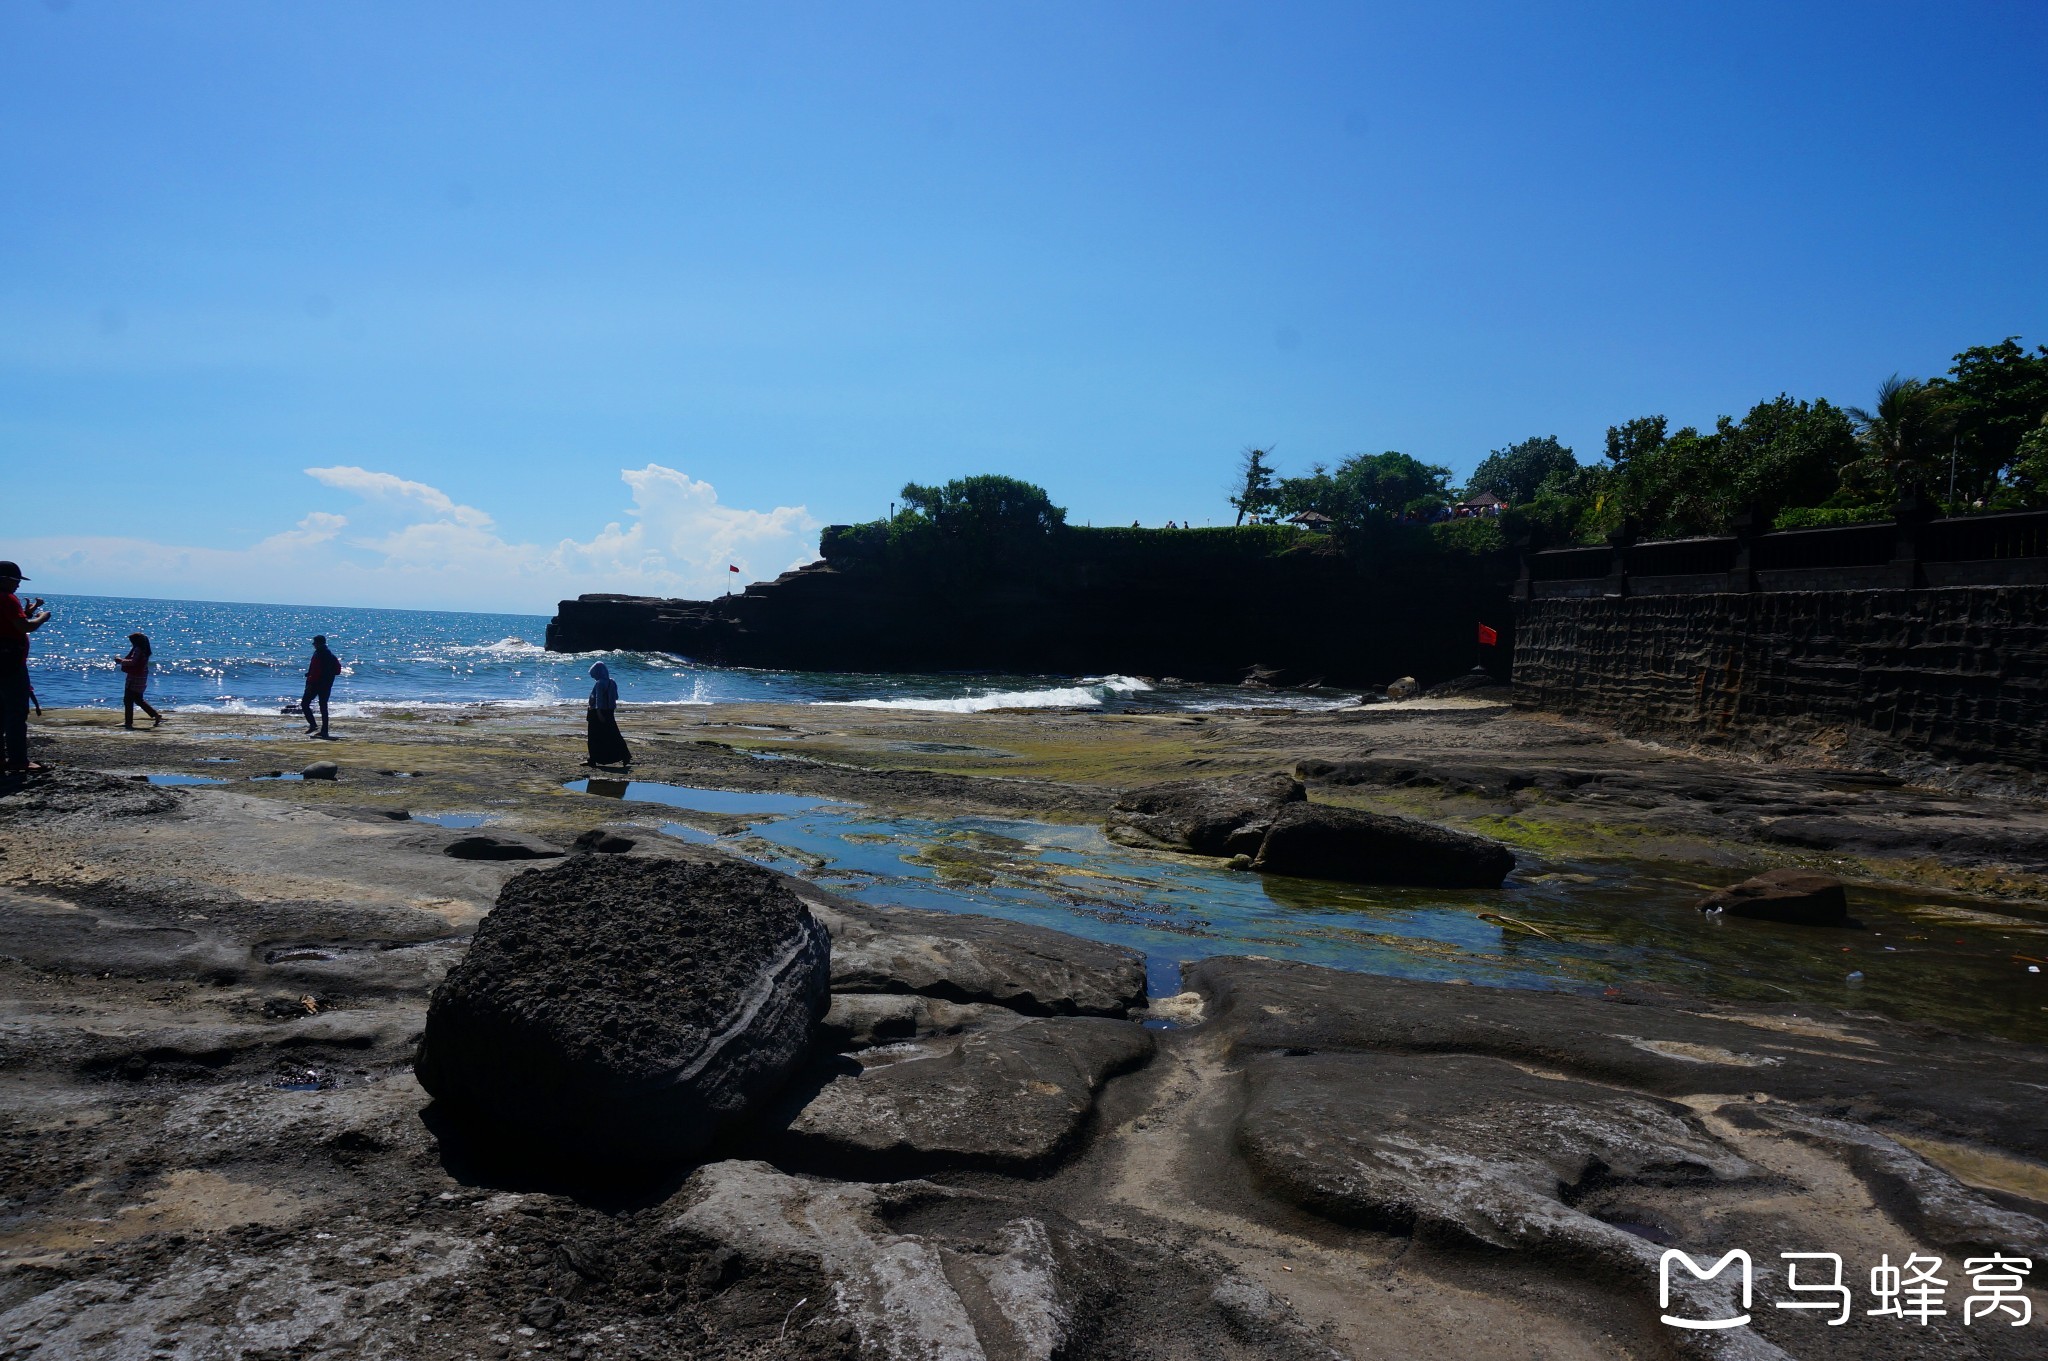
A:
117,633,163,729
301,635,342,739
0,561,52,775
584,661,630,768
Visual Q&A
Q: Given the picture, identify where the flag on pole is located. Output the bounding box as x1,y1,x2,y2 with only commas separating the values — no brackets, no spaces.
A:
1477,623,1498,647
728,565,740,573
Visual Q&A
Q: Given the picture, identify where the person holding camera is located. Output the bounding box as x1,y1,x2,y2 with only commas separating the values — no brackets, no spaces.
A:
0,561,52,775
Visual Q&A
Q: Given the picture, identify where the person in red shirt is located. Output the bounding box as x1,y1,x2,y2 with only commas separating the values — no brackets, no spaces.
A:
0,560,52,775
117,632,164,729
302,635,343,739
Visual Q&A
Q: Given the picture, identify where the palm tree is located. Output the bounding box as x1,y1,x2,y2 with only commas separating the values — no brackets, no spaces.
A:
1845,375,1955,503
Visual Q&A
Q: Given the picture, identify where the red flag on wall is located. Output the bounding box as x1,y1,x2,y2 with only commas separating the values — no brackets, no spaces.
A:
1477,623,1499,647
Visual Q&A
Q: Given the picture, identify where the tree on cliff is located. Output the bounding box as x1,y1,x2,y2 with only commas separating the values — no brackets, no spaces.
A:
1272,451,1453,527
1229,447,1279,525
892,476,1067,574
1468,436,1577,505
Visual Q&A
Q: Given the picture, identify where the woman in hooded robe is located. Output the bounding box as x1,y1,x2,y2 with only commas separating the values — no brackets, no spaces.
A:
584,661,631,768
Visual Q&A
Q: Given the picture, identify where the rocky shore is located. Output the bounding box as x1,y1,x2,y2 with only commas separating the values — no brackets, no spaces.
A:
3,700,2047,1359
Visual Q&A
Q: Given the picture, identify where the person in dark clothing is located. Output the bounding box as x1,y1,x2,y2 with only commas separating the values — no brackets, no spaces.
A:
0,561,52,775
302,635,342,738
584,661,631,768
118,632,163,729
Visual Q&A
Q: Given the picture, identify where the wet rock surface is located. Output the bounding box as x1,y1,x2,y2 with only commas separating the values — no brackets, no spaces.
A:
775,1015,1155,1176
1189,954,2048,1163
415,857,831,1163
8,710,2048,1361
811,897,1147,1017
668,1161,1334,1361
1190,956,2048,1359
1699,868,1851,925
1239,1049,1757,1244
1291,749,2048,873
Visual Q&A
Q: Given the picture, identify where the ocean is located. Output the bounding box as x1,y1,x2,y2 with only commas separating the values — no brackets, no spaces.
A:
21,594,1356,715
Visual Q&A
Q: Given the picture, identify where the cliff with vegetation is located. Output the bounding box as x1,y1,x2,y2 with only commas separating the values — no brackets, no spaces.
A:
549,516,1515,688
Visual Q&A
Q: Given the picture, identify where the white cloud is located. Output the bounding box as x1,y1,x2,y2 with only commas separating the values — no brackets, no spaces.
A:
10,465,820,614
305,466,495,529
254,510,349,552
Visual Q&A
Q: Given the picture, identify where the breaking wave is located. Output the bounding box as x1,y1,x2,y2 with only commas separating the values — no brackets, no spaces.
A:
824,675,1154,713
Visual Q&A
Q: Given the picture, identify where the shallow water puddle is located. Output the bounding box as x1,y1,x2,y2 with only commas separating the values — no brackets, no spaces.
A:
569,783,2048,1042
564,777,842,816
410,812,493,829
141,773,227,787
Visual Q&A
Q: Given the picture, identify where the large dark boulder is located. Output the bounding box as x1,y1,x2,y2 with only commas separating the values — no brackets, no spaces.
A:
1249,802,1515,888
415,857,831,1164
1698,868,1849,926
1105,773,1305,855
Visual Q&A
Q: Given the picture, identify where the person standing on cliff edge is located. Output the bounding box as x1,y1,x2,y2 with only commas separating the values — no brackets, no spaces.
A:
0,561,52,775
584,661,631,769
302,635,342,739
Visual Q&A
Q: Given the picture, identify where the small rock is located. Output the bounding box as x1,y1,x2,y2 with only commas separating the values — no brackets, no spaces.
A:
1697,869,1849,926
1143,991,1206,1026
571,828,636,854
442,833,565,861
301,761,339,781
1384,676,1421,701
519,1299,565,1330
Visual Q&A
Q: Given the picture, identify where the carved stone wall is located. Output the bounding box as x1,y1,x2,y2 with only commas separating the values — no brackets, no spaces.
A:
1513,587,2048,770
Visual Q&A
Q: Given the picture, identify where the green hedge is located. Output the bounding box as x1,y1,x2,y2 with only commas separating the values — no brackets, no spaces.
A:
1772,504,1891,530
821,520,1311,565
1062,524,1309,557
1429,516,1506,554
818,517,1510,571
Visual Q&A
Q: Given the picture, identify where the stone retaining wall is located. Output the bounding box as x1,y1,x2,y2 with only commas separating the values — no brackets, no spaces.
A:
1513,587,2048,771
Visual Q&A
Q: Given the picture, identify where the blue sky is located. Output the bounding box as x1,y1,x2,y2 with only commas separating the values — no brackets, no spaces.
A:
2,1,2043,612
